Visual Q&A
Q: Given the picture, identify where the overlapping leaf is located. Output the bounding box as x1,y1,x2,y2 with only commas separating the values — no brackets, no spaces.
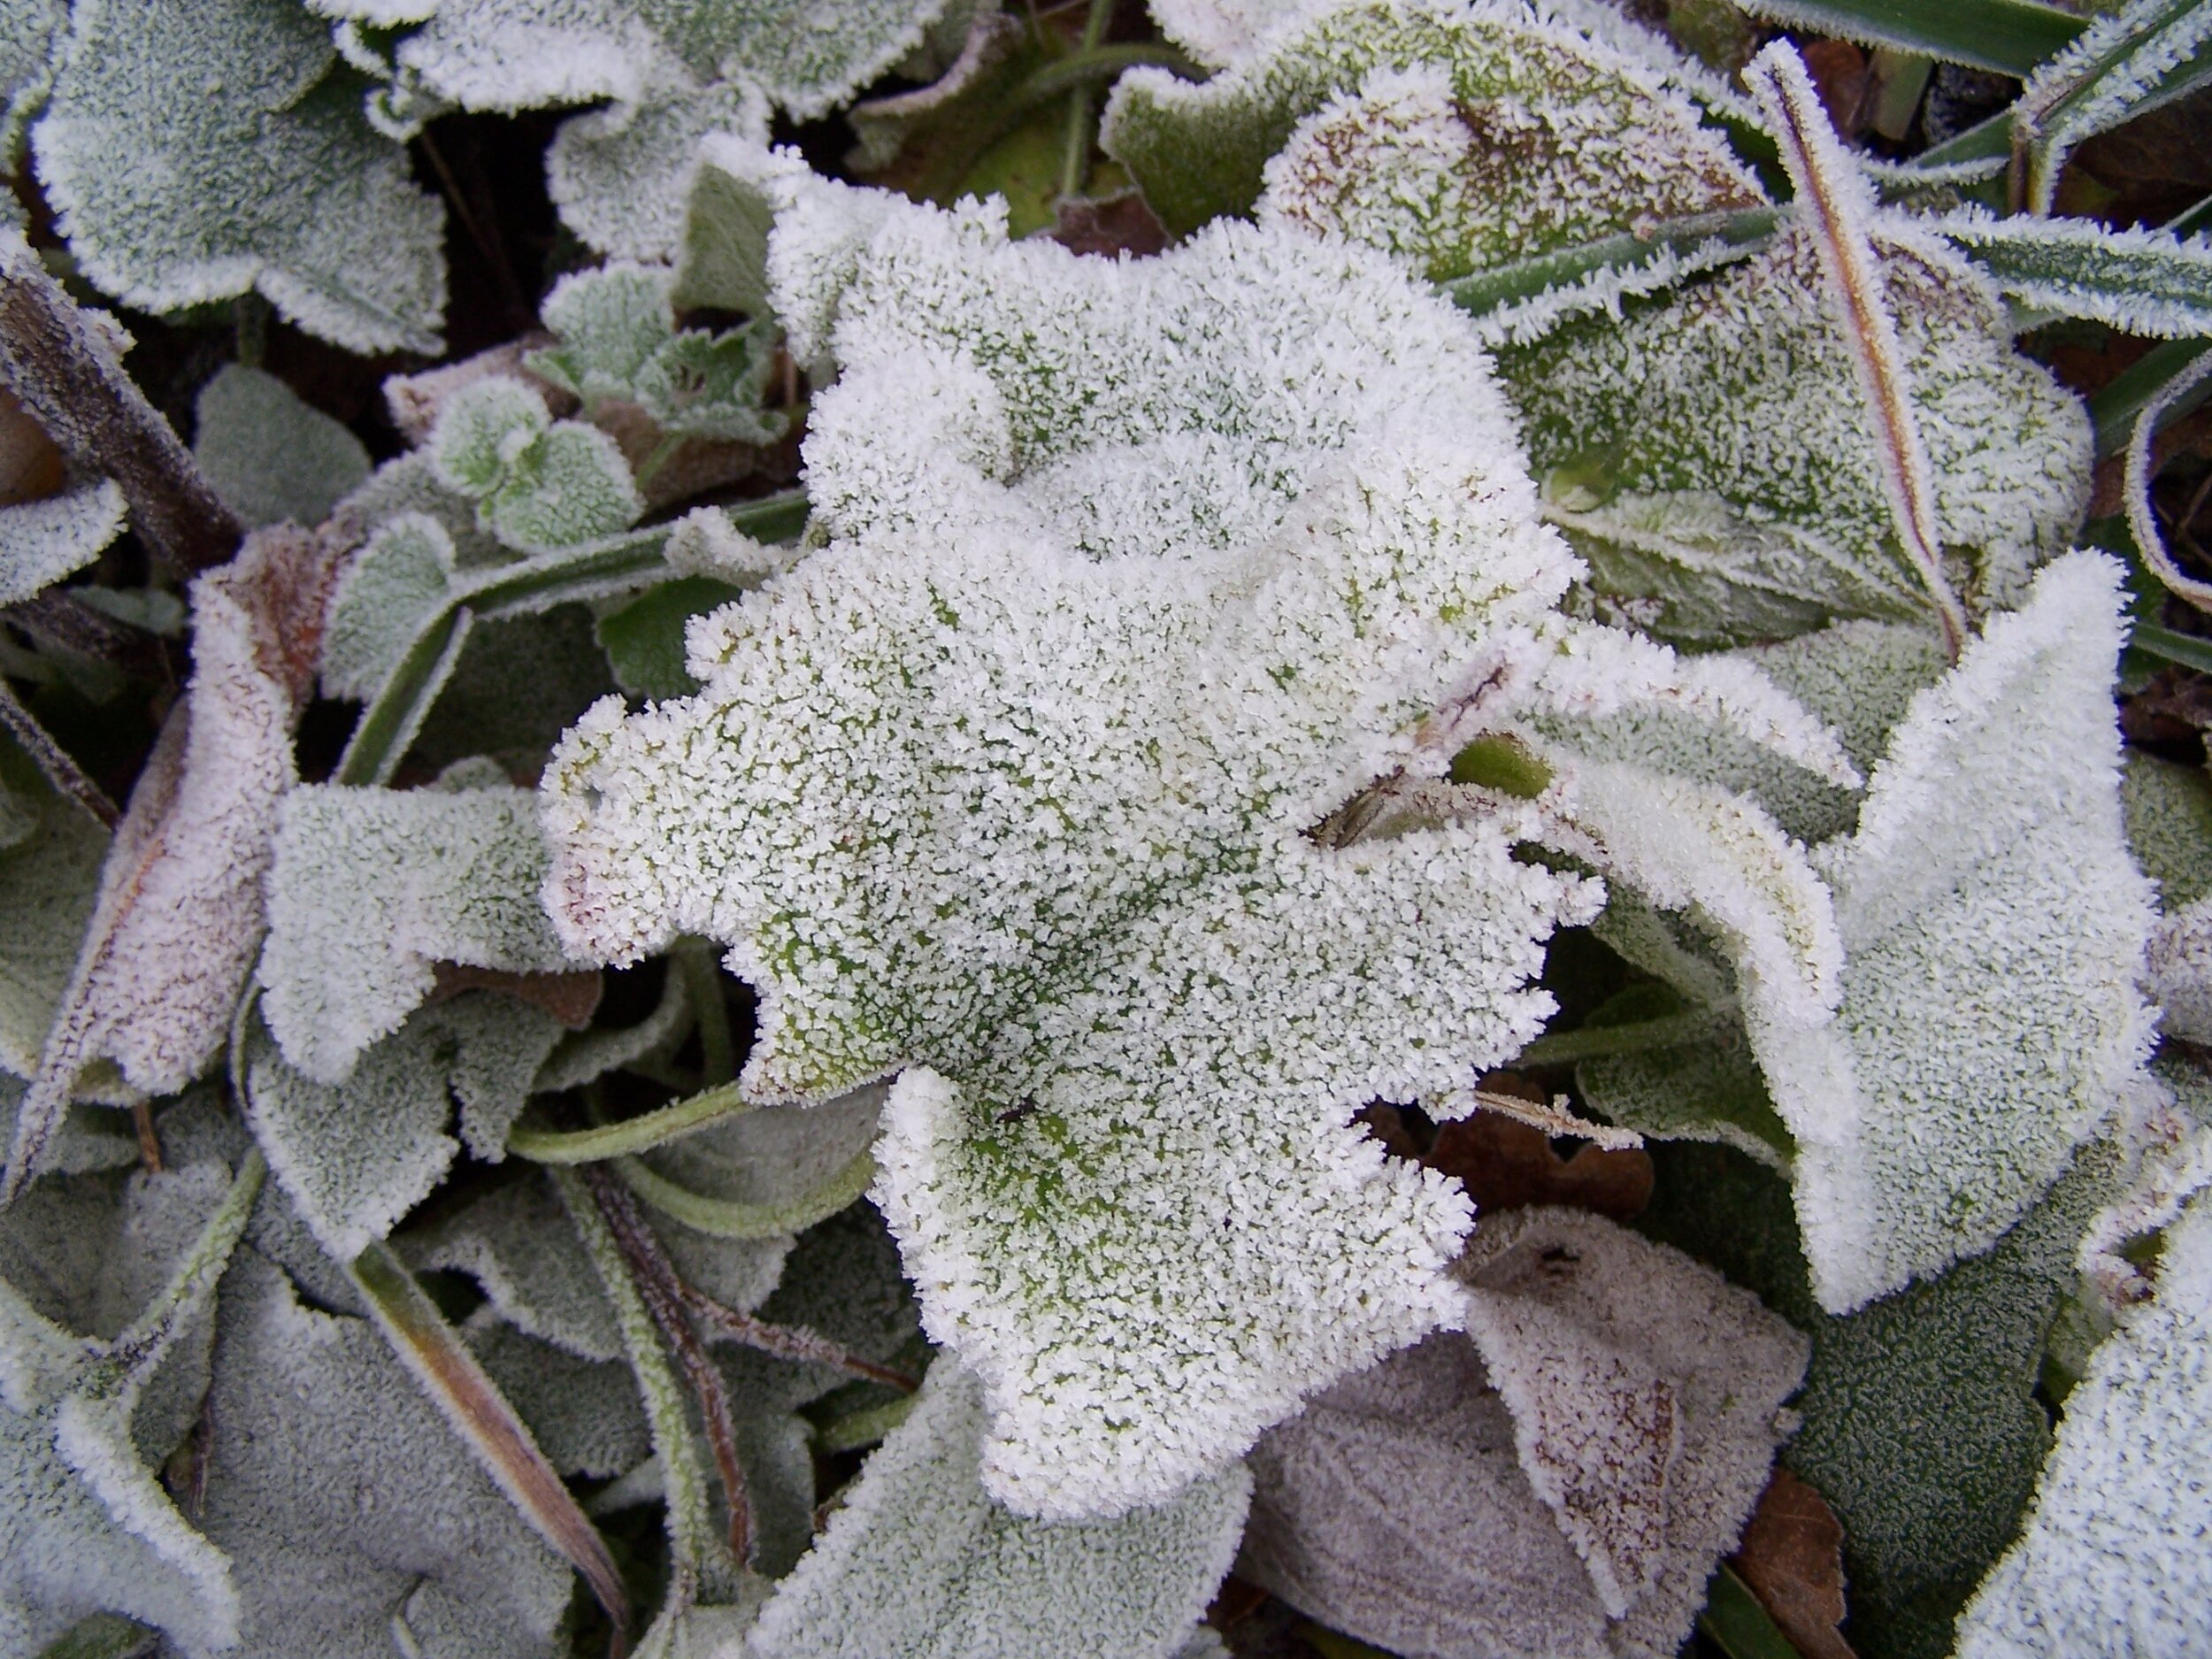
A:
191,365,370,533
35,0,445,352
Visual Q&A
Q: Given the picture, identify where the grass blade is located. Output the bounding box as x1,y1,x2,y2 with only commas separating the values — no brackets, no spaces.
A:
1720,0,2084,78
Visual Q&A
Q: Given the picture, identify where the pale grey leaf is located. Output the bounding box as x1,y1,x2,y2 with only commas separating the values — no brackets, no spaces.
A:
319,510,457,703
406,1172,624,1361
0,734,106,1082
259,781,573,1085
749,1361,1250,1659
194,1252,570,1659
190,365,369,532
468,1317,651,1479
548,79,768,262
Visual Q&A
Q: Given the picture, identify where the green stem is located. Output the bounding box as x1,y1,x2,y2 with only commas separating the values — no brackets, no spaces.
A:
508,1081,755,1164
1008,43,1196,115
1697,1562,1805,1659
1056,0,1118,202
811,1392,920,1455
334,488,808,788
1438,206,1783,322
676,943,736,1088
617,1143,876,1240
1516,1010,1717,1068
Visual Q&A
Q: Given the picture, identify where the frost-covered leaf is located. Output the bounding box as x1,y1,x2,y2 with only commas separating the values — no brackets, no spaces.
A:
535,964,689,1093
190,365,369,532
34,0,445,352
548,78,768,263
1638,1123,2147,1659
319,510,457,703
192,1250,571,1659
428,377,641,555
1502,216,2090,647
1714,0,2085,78
7,526,340,1198
2013,0,2212,214
470,1319,651,1479
0,0,64,160
0,479,126,607
0,1159,257,1655
631,1086,882,1245
1955,1184,2212,1655
407,1171,624,1359
1239,1208,1808,1659
381,0,953,257
260,780,574,1084
748,1361,1249,1659
242,995,563,1262
1933,209,2212,340
544,203,1652,1514
387,0,955,120
526,263,788,444
1102,0,1756,265
1757,552,2155,1312
0,734,106,1082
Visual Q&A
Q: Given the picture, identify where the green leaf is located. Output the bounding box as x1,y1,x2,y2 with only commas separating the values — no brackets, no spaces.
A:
190,365,369,531
1934,209,2212,340
1712,0,2085,76
0,734,106,1083
596,576,747,701
2015,0,2212,214
319,511,459,703
34,0,445,352
429,381,642,557
748,1363,1250,1659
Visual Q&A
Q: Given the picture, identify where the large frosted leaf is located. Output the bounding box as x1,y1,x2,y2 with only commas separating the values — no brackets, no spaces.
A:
547,77,768,263
6,526,339,1198
193,1251,570,1659
1102,0,1753,251
34,0,445,353
0,1161,252,1655
260,781,575,1084
1759,551,2156,1312
1955,1187,2212,1656
748,1362,1250,1659
1240,1208,1808,1659
543,205,1638,1515
242,996,564,1262
1502,219,2093,646
191,365,370,532
0,0,63,158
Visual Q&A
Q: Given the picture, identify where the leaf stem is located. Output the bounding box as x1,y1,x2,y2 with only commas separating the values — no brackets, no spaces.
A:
682,1283,918,1393
575,1164,755,1569
617,1143,876,1240
1008,43,1197,114
1056,0,1117,202
509,1080,754,1163
0,676,119,826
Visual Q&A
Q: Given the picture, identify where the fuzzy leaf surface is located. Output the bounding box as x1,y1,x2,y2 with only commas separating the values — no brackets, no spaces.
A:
191,365,370,532
34,0,445,351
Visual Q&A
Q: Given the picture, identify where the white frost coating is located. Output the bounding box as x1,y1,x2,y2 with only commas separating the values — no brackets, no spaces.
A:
1954,1190,2212,1659
548,78,769,262
1505,217,2093,641
2148,895,2212,1041
2016,0,2212,212
259,782,575,1085
33,0,447,352
319,511,458,703
427,376,642,555
1148,0,1338,66
1104,0,1756,250
7,526,336,1199
544,210,1630,1513
1932,207,2212,340
0,480,126,607
1768,551,2160,1312
1258,54,1763,287
748,1362,1252,1659
1558,757,1842,1041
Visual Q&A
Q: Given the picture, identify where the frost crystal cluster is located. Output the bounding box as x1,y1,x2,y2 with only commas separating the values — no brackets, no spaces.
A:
2,0,2210,1654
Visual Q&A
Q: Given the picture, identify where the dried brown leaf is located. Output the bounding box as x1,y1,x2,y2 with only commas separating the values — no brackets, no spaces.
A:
1424,1077,1655,1222
1729,1469,1856,1659
1051,193,1172,260
430,963,604,1031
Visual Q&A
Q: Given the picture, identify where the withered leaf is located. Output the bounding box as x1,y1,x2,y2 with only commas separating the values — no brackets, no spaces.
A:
1425,1111,1655,1223
1729,1468,1856,1659
429,964,603,1032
